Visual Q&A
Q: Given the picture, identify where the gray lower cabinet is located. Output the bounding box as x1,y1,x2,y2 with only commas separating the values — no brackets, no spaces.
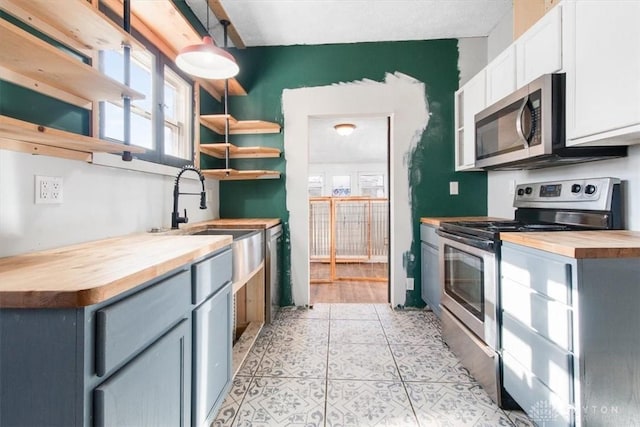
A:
0,246,233,427
500,242,640,427
192,282,233,427
94,319,191,427
420,224,441,317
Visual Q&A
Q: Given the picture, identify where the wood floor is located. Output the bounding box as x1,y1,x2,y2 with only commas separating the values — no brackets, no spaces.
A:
310,262,388,304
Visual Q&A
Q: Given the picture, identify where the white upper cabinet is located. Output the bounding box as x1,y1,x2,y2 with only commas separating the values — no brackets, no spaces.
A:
455,70,486,171
516,4,563,88
564,0,640,146
485,45,517,106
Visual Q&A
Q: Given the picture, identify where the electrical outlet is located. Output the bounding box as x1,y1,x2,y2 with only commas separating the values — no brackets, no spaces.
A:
35,175,63,204
449,181,459,195
406,277,414,291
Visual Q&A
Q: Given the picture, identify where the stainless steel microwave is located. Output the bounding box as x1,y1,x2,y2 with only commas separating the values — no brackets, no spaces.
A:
474,73,626,170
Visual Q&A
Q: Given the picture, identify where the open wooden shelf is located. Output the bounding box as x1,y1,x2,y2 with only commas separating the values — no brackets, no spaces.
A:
102,0,246,100
200,115,281,135
0,19,144,103
201,169,281,181
0,0,144,52
200,143,280,159
0,115,145,155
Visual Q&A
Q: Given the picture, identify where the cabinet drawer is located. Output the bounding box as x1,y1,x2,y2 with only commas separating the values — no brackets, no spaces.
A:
192,248,232,305
502,278,572,350
420,224,438,247
96,270,190,377
503,351,573,427
501,245,572,304
502,313,573,403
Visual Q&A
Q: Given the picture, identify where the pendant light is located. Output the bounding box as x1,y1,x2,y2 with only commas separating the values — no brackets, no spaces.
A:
175,2,239,79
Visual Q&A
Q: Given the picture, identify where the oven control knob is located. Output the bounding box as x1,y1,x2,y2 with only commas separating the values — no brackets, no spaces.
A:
525,187,533,195
571,184,582,193
585,184,597,195
517,188,525,196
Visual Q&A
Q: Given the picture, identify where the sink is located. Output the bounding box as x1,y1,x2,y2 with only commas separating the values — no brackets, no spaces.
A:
190,229,263,283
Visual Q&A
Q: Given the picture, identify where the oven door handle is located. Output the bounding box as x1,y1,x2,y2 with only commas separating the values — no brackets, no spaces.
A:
436,229,495,252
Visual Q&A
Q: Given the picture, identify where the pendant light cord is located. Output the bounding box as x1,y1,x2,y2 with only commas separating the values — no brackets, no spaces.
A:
222,20,231,174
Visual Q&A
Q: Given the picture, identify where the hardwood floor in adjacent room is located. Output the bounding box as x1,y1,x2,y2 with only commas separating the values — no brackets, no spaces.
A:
310,262,388,304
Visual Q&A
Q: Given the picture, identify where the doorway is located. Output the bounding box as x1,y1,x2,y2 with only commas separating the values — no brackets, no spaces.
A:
307,116,389,304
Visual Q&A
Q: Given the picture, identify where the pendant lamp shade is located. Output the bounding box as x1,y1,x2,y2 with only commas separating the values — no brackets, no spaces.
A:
176,36,239,79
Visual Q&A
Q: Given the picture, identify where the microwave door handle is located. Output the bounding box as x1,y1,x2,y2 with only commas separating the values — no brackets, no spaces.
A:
515,96,530,147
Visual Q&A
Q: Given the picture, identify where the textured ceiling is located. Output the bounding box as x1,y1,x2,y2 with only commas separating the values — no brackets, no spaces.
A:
186,0,512,48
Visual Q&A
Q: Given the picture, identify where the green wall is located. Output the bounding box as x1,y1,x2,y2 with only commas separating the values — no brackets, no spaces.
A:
201,40,488,307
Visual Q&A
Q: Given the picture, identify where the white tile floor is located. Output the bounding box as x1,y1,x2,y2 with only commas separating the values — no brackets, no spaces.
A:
213,303,535,427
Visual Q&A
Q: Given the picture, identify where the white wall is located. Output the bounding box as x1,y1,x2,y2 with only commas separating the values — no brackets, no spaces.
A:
0,150,219,257
487,8,513,61
487,145,640,230
283,72,429,308
458,37,488,86
308,162,387,197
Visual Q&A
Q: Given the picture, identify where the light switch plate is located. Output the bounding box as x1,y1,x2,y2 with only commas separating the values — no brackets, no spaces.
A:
449,181,459,195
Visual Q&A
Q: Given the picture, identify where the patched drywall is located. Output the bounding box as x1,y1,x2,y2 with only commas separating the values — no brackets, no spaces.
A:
283,72,429,307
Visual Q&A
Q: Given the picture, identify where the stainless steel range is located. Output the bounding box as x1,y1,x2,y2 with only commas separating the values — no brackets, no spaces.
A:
436,177,622,408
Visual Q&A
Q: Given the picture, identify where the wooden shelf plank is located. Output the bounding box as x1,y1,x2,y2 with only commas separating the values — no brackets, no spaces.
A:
200,143,281,159
103,0,246,99
200,115,281,135
0,19,144,102
0,0,144,52
0,138,93,162
201,169,281,181
0,115,145,155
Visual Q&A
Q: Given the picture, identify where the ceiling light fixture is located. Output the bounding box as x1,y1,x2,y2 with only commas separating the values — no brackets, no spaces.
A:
175,4,239,79
334,123,356,136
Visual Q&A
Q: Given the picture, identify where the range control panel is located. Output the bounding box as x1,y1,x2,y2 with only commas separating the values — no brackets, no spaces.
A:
513,177,620,211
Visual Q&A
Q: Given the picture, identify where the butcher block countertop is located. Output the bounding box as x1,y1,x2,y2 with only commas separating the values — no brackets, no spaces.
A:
0,234,232,309
420,216,507,227
501,230,640,259
170,218,281,233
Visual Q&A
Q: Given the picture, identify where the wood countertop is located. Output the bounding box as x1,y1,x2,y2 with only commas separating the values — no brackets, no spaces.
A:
0,234,232,309
420,216,508,227
184,218,281,230
500,230,640,259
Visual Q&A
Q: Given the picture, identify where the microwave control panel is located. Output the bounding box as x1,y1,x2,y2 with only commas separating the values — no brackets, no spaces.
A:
513,177,620,211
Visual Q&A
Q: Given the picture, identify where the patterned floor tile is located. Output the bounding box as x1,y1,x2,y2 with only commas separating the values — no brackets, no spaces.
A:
255,341,328,378
236,347,266,377
212,376,252,427
405,382,514,427
277,304,331,320
232,377,325,427
326,380,419,427
330,319,387,344
390,344,475,383
382,322,443,346
331,303,379,320
329,343,400,381
270,318,330,345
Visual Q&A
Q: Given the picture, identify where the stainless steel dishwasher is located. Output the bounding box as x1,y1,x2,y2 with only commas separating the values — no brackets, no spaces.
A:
265,224,282,323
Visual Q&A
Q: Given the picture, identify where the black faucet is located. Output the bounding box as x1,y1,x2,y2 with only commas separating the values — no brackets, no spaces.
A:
172,165,207,229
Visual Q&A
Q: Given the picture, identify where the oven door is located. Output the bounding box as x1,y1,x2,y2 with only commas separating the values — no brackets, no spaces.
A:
438,232,498,350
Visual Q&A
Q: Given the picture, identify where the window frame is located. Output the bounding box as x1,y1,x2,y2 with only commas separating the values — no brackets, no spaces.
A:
97,7,194,169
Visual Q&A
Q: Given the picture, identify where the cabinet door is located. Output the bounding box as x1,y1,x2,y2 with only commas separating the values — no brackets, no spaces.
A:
455,70,486,171
486,45,516,106
516,4,563,88
192,282,233,427
566,1,640,145
94,319,191,427
420,241,441,318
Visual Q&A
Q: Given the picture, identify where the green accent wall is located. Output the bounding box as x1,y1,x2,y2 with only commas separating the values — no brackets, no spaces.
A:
201,40,488,307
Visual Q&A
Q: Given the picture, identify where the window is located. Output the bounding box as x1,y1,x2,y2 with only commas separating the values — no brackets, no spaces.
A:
359,173,386,197
332,175,351,197
99,44,193,167
308,175,324,197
